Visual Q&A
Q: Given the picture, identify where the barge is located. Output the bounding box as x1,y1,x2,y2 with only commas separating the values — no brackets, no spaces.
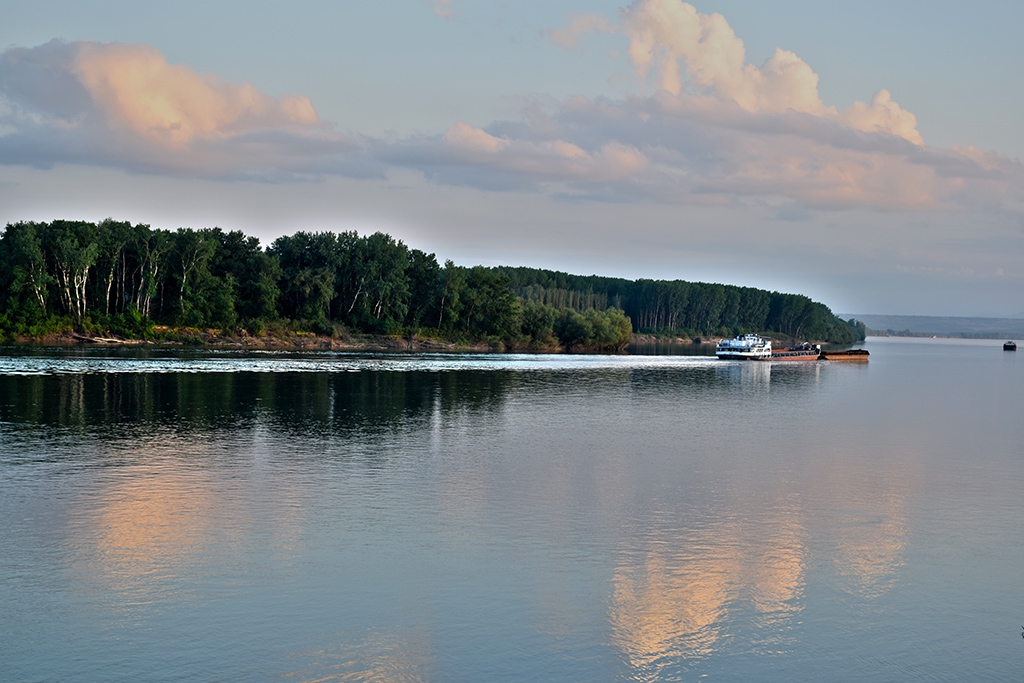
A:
771,342,821,361
819,349,869,361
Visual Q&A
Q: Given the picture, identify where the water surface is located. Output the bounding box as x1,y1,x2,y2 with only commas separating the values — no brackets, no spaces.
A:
1,338,1022,681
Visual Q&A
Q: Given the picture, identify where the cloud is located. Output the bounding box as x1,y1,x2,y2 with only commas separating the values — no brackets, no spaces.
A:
379,0,1021,211
1,18,1020,214
556,0,924,145
443,120,649,181
547,15,613,49
382,120,647,194
386,88,1021,211
618,1,822,112
839,89,922,146
73,41,318,145
0,40,374,180
430,0,456,20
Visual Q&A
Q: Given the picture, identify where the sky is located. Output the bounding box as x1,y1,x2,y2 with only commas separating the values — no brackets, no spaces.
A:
2,1,1023,317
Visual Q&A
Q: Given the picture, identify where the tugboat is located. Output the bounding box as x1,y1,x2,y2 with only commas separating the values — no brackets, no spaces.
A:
716,334,772,360
1004,340,1017,351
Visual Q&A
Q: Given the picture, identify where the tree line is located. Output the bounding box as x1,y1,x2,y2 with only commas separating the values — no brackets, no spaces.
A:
497,267,865,344
0,219,862,348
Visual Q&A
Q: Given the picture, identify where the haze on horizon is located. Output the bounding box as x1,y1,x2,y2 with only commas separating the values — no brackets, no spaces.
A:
2,0,1022,318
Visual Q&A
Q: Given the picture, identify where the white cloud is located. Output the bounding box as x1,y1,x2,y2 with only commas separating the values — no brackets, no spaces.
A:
617,0,829,116
840,90,923,146
561,0,923,145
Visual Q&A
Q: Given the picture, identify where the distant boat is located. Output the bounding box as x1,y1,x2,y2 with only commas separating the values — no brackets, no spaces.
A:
1004,341,1017,351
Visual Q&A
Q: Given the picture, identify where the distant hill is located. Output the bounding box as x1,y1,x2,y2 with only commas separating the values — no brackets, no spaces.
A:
843,314,1024,338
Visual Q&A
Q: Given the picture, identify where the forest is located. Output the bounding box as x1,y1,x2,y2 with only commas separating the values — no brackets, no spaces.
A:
0,219,865,348
497,267,866,344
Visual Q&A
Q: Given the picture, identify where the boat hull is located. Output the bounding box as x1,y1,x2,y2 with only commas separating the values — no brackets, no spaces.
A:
716,351,771,360
716,333,772,360
717,349,821,361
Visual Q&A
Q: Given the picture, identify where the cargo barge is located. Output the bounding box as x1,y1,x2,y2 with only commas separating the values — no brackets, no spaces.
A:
819,349,869,361
717,334,869,361
771,342,821,361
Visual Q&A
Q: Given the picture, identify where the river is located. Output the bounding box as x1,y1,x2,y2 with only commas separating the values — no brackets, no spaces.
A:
1,337,1021,681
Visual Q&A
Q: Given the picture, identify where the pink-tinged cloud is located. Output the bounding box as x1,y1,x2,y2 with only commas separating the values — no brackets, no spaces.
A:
386,87,1021,211
0,40,373,180
445,121,510,153
430,0,456,20
74,42,319,147
393,120,643,189
547,15,613,49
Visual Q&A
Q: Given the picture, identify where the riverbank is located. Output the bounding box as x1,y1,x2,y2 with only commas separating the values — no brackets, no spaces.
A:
11,329,845,353
13,329,505,353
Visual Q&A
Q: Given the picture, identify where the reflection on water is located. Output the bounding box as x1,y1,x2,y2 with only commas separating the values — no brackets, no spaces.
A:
83,468,215,604
611,539,733,670
610,507,805,679
0,359,818,442
2,342,1024,681
291,629,433,683
820,452,911,600
833,504,906,600
626,342,718,356
717,357,774,389
0,370,518,441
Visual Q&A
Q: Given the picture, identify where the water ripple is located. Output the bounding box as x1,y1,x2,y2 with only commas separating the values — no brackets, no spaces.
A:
0,350,725,376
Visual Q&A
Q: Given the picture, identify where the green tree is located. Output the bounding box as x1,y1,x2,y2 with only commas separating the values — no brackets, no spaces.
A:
47,220,98,325
173,228,217,324
460,266,521,341
2,222,51,318
553,308,593,348
93,219,133,315
355,232,410,333
207,229,281,323
127,225,170,319
521,300,556,346
405,248,442,332
436,260,466,332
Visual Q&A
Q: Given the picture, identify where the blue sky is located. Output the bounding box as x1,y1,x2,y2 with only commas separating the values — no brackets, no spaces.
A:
2,1,1023,316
